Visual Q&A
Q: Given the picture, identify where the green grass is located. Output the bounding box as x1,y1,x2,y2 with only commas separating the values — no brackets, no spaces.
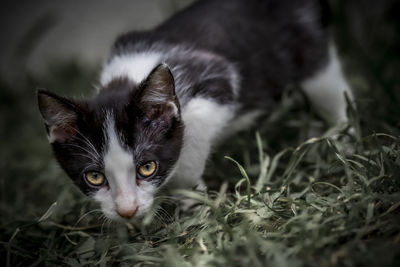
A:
1,1,400,266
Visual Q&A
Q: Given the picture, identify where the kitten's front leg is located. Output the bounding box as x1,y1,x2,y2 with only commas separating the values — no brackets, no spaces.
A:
164,97,235,206
164,147,208,211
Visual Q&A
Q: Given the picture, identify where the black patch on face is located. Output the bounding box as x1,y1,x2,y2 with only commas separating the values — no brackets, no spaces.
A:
50,103,107,195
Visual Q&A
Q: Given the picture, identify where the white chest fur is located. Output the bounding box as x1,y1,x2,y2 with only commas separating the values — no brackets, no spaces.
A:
166,97,235,189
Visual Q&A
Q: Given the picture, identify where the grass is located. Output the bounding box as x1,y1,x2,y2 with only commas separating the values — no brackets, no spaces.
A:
1,1,400,266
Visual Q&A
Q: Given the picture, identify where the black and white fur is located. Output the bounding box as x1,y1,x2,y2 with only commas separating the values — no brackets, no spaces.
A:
38,0,353,223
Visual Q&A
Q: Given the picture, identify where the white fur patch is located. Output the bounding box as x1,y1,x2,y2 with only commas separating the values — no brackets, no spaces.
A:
166,98,235,189
100,52,161,86
93,115,156,221
301,44,353,125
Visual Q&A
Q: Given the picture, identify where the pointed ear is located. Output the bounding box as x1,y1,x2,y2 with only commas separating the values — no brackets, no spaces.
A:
138,64,180,120
37,90,81,143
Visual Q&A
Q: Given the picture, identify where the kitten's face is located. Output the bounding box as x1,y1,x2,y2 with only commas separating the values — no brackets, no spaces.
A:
38,64,183,222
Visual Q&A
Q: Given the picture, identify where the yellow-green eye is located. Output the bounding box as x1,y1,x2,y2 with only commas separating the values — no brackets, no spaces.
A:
138,161,157,178
85,171,106,186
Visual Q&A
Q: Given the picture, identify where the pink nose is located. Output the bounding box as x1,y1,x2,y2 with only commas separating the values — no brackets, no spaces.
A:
116,206,138,219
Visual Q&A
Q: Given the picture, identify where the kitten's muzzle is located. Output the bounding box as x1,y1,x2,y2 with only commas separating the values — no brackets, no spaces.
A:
115,192,139,219
116,205,138,219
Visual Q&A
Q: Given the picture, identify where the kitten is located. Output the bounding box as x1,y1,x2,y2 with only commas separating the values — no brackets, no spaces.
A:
37,0,353,223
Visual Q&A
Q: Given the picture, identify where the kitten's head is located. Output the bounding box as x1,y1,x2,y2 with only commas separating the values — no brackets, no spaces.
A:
37,64,183,222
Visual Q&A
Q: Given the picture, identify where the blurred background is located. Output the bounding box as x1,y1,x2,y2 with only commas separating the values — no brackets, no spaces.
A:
0,0,399,257
0,0,193,75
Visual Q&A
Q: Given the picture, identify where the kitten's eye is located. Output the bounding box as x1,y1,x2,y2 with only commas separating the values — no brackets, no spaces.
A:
85,171,106,186
137,161,157,178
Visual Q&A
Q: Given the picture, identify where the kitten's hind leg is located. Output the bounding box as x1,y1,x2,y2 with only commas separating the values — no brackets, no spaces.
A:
301,44,354,127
